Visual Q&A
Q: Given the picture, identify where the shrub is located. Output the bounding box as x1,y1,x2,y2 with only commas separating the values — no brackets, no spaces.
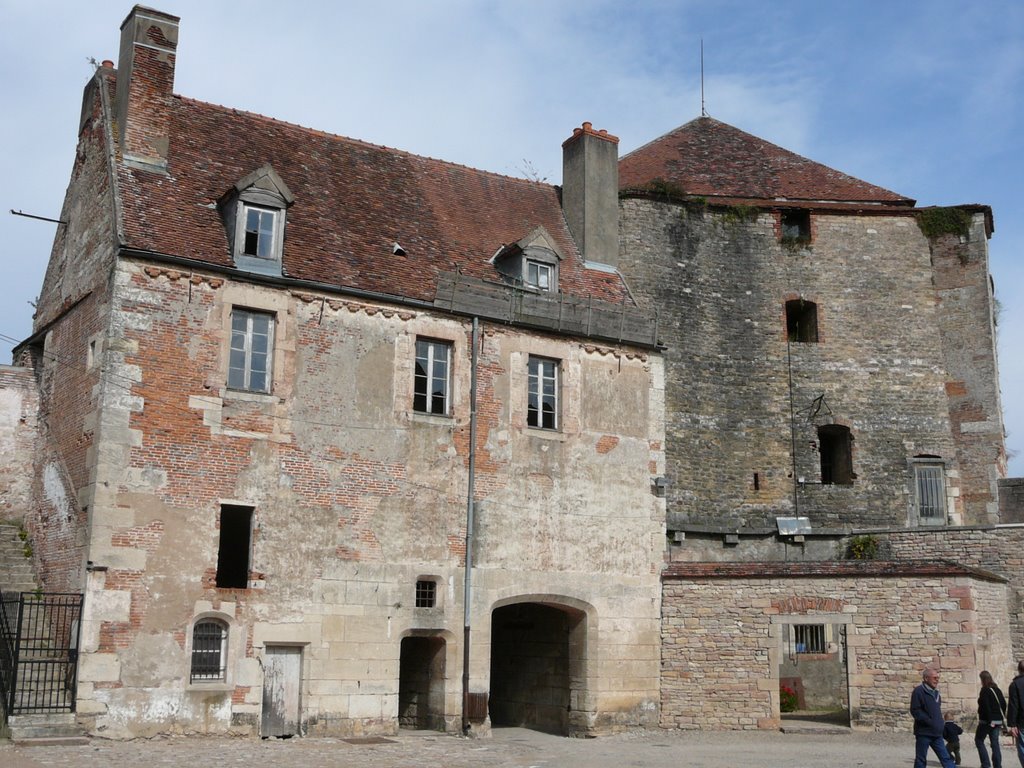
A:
780,684,798,713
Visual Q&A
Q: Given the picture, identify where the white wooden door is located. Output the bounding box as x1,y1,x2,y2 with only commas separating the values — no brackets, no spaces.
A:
262,646,301,737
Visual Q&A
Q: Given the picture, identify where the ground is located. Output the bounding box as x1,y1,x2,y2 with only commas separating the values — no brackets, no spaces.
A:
0,726,1002,768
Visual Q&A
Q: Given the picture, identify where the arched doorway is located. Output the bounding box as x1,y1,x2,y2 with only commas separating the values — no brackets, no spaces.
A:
398,634,446,731
489,601,587,735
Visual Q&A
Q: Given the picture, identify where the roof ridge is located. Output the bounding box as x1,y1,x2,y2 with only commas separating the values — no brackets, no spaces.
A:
173,93,557,190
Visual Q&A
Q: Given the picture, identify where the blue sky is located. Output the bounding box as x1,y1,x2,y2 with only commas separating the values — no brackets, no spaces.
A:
2,0,1022,475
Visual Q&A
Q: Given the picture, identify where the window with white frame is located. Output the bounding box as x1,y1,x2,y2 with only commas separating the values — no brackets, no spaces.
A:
914,461,946,524
242,205,278,259
527,356,559,430
190,619,228,682
525,260,553,292
414,339,451,415
228,309,274,393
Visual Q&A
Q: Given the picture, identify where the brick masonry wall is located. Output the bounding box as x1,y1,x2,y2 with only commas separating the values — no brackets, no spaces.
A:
661,570,1011,731
618,199,999,530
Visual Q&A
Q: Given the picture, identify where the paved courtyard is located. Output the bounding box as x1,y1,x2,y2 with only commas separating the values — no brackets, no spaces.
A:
0,726,1002,768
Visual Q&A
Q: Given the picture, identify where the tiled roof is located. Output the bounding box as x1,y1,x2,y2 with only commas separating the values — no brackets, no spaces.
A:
111,76,629,306
619,116,915,206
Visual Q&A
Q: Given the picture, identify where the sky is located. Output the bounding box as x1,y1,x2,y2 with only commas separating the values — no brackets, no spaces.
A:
1,0,1022,475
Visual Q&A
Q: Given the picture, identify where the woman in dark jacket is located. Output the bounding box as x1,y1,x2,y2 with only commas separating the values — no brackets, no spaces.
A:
977,670,1008,768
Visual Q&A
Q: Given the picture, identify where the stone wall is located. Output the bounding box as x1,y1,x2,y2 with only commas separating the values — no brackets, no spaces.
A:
999,479,1024,523
69,258,666,738
618,199,1002,531
661,561,1011,731
0,365,37,527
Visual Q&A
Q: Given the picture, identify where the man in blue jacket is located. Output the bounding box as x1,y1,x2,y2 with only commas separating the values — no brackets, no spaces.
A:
912,668,958,768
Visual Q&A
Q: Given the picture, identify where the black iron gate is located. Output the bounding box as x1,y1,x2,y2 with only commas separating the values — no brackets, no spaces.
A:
0,592,83,717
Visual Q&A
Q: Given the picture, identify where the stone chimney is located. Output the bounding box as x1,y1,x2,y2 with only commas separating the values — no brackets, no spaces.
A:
115,6,180,170
561,122,620,268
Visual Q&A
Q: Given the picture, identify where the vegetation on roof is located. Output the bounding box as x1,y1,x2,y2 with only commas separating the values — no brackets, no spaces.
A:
916,206,972,240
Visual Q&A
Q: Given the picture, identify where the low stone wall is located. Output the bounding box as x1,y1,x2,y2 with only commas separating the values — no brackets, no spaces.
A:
661,561,1011,731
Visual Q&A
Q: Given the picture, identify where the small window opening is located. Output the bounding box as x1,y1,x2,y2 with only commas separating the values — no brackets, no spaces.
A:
914,459,946,524
791,624,826,654
191,619,227,682
786,300,819,343
753,472,760,491
781,210,811,241
525,260,553,291
216,505,253,588
818,425,853,485
415,580,437,608
243,205,277,258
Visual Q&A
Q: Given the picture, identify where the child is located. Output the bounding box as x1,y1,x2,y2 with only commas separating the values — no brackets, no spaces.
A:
943,711,963,766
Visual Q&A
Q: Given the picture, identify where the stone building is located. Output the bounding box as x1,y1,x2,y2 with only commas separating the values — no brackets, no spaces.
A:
0,6,665,739
1,3,1018,740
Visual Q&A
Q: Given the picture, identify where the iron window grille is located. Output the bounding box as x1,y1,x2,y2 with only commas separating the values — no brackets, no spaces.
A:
915,464,946,523
415,580,437,608
190,620,228,682
793,624,826,654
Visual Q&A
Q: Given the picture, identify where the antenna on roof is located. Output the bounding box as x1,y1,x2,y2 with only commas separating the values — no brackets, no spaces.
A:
700,39,708,117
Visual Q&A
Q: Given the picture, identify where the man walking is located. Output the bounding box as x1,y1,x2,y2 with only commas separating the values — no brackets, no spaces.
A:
912,668,957,768
1006,661,1024,768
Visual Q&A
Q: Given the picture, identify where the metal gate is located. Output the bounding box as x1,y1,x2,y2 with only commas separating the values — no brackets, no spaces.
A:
0,592,83,717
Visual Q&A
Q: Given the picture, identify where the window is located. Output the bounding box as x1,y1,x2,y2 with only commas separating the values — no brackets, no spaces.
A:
242,205,277,259
228,310,274,393
525,260,553,292
415,580,437,608
786,299,818,343
414,339,451,415
191,619,227,682
781,210,811,242
914,461,946,524
215,504,253,589
818,424,853,485
527,356,559,430
792,624,826,654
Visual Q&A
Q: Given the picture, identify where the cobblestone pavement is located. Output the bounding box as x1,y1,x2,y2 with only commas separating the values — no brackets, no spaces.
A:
0,727,984,768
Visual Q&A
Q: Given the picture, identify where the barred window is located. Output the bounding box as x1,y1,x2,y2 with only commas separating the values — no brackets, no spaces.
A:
415,580,437,608
915,463,946,524
792,624,827,654
191,619,227,682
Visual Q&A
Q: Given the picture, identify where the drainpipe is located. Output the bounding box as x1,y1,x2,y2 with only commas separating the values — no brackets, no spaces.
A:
461,316,480,734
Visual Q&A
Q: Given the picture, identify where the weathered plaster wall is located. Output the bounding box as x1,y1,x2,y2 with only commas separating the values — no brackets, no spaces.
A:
618,200,1001,530
0,365,38,527
75,260,665,738
661,567,1011,731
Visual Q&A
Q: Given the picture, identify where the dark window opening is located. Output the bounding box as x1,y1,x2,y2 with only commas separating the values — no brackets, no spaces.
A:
781,210,811,241
415,580,437,608
243,205,276,258
216,505,253,588
818,425,853,485
786,299,819,343
191,619,227,682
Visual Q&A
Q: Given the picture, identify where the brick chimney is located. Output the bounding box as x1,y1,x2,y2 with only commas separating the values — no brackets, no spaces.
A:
115,6,179,170
561,122,620,268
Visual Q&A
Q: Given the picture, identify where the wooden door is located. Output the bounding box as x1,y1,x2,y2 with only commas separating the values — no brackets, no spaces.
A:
262,646,301,737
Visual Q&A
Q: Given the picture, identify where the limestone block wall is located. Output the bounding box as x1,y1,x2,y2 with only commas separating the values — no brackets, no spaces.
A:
661,562,1010,731
618,198,998,530
73,259,665,738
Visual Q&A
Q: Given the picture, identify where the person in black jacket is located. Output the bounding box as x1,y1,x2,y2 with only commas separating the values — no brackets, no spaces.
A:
944,711,964,765
1006,661,1024,768
977,670,1008,768
912,667,958,768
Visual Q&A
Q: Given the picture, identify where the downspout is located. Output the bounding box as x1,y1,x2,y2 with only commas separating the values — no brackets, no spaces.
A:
461,316,480,734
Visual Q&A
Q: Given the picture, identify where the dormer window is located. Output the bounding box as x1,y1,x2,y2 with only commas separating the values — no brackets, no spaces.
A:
243,205,278,259
220,164,294,276
491,227,564,294
526,260,553,292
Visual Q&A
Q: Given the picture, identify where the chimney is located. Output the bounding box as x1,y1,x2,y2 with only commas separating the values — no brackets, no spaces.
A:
115,6,180,170
561,122,620,268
